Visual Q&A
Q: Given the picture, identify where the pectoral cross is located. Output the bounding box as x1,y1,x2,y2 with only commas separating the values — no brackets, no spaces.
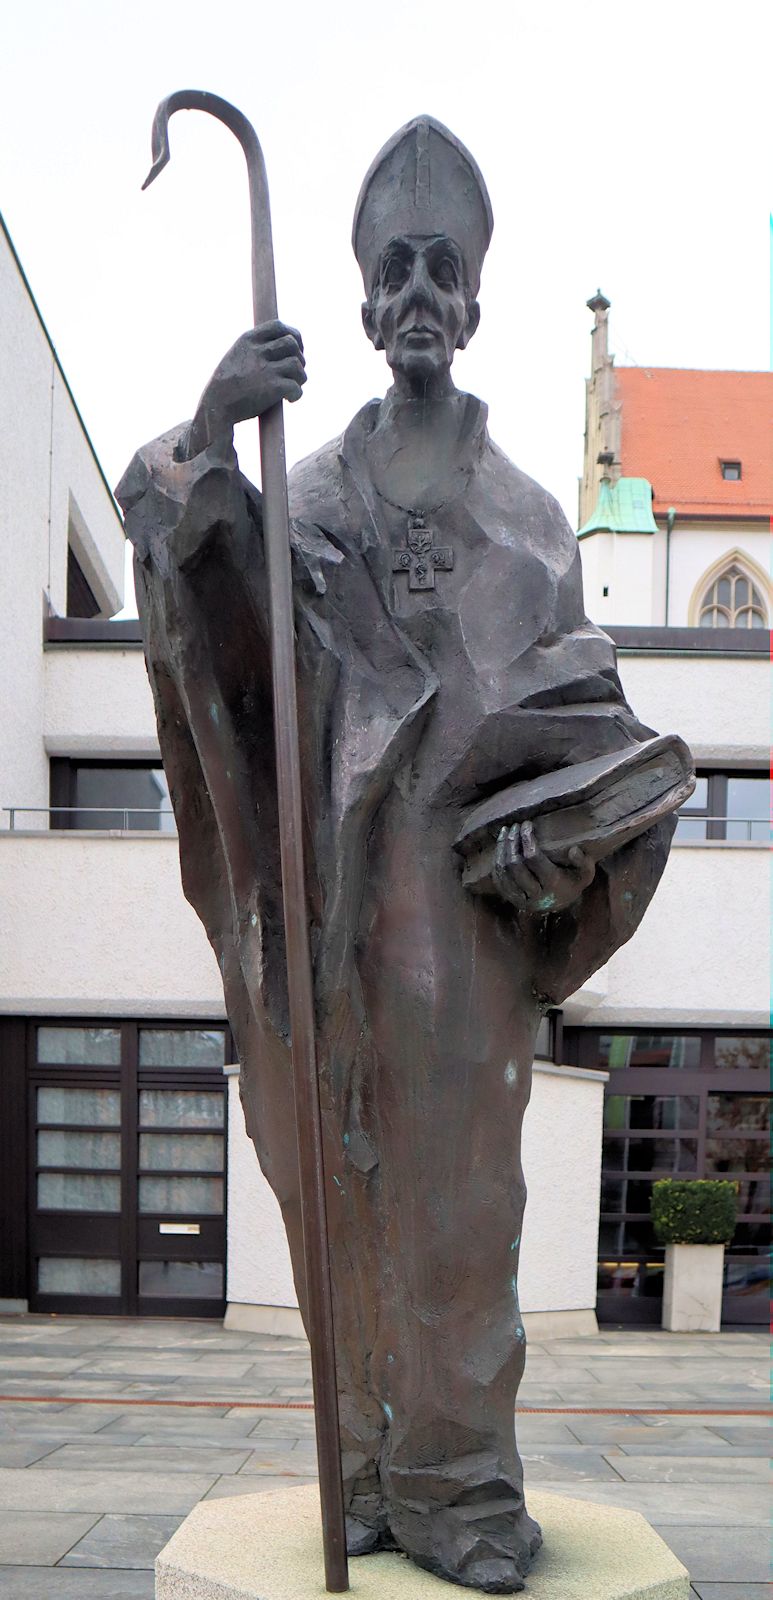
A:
392,515,454,591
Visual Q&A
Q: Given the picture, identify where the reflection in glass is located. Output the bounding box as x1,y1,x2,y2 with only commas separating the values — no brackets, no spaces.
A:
69,764,175,832
603,1096,627,1131
139,1029,226,1068
38,1130,120,1169
38,1173,120,1211
707,1094,768,1133
600,1175,627,1212
597,1259,664,1298
599,1034,701,1070
734,1179,771,1216
598,1220,624,1254
138,1260,224,1298
714,1036,769,1071
139,1133,224,1172
724,1256,771,1296
138,1175,223,1214
138,1090,224,1129
704,1139,771,1175
726,777,770,843
603,1136,698,1174
37,1087,121,1127
674,815,708,841
37,1027,120,1065
38,1257,121,1295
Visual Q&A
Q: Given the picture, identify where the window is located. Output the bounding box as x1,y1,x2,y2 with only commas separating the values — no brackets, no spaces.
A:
50,759,174,832
720,460,741,481
699,563,766,629
675,770,769,842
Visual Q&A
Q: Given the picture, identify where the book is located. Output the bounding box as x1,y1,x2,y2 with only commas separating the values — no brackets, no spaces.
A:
453,734,695,897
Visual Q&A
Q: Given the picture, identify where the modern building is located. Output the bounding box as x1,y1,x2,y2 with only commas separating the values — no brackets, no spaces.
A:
1,229,768,1332
570,292,770,1324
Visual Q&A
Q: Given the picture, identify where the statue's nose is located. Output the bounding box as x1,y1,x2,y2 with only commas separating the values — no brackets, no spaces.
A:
404,255,436,307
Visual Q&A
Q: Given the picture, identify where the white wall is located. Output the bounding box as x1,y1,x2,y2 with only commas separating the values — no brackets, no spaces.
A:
0,833,222,1015
617,650,767,763
580,529,667,627
669,522,771,627
224,1060,606,1320
580,519,771,628
0,225,125,821
225,1071,298,1313
44,644,158,757
568,844,769,1029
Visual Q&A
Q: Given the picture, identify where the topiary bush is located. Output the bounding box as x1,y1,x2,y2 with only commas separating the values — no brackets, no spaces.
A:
650,1179,737,1246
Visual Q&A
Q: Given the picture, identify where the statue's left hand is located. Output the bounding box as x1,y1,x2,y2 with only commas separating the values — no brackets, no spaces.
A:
491,820,595,915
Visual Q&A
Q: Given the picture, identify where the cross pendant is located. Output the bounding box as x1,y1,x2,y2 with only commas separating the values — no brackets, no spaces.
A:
392,515,454,592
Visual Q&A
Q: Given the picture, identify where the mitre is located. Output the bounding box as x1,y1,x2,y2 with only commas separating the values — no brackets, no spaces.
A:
352,114,493,295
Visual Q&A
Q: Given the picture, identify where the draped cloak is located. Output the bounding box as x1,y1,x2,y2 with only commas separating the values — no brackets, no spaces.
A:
117,392,674,1580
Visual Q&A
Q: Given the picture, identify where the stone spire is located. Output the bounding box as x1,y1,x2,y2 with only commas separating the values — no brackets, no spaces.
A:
578,290,621,529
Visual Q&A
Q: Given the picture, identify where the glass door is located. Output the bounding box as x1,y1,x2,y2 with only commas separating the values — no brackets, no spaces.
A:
30,1026,124,1313
28,1022,227,1317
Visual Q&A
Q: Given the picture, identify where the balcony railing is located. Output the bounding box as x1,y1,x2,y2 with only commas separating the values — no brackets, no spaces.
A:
3,806,176,833
674,815,769,843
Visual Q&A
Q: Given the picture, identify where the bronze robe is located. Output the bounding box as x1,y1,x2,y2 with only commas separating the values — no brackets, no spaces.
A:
118,393,672,1587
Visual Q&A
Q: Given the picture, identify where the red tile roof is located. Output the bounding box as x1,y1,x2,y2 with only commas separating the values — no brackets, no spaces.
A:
615,367,773,518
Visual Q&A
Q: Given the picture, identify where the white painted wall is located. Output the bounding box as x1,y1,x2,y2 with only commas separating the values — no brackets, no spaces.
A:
617,650,767,763
579,519,771,628
225,1071,298,1313
0,833,222,1015
0,223,125,824
568,845,769,1029
519,1063,606,1314
44,644,158,757
580,529,667,627
224,1061,606,1319
669,523,771,627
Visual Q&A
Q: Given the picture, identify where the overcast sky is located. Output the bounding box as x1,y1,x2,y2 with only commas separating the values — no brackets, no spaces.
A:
2,0,771,615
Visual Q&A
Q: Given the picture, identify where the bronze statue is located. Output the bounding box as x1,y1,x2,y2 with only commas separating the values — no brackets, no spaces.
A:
118,115,690,1594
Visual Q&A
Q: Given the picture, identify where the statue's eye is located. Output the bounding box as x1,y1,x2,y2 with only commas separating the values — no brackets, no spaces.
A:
383,259,408,290
435,257,458,287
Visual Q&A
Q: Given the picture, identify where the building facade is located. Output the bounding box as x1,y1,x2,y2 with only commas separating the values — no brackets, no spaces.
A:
571,293,770,1324
1,235,768,1330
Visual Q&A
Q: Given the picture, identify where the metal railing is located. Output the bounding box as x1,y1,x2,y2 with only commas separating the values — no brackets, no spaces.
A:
674,814,770,842
3,806,176,833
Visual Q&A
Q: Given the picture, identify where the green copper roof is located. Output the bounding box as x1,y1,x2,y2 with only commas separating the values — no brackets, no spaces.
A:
578,476,658,538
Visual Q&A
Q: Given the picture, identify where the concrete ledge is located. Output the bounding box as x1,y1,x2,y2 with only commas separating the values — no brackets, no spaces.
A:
222,1304,599,1341
224,1303,307,1338
155,1484,690,1599
522,1307,598,1339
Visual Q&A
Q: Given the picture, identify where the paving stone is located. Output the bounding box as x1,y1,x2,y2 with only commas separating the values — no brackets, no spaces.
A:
692,1587,771,1599
0,1440,64,1467
35,1443,253,1475
204,1474,315,1499
652,1524,771,1584
521,1449,625,1482
536,1481,768,1527
0,1509,100,1563
608,1453,771,1482
0,1568,155,1596
0,1467,218,1513
60,1511,184,1568
710,1423,772,1448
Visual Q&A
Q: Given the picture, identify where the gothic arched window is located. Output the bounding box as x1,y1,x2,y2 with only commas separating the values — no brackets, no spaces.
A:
699,563,768,629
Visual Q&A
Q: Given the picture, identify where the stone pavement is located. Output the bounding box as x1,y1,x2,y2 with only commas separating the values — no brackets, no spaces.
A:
0,1315,767,1598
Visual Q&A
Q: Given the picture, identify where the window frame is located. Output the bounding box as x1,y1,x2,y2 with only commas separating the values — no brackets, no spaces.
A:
49,757,171,833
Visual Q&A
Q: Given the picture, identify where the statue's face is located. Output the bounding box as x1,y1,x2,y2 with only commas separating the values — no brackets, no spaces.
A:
362,235,480,386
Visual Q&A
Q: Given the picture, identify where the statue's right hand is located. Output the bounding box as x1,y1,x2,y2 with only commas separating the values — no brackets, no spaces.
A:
187,322,306,454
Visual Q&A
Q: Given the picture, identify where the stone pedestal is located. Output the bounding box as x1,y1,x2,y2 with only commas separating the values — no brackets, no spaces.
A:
155,1484,690,1599
663,1243,724,1332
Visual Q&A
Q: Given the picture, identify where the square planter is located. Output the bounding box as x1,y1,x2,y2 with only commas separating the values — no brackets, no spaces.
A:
662,1242,724,1332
